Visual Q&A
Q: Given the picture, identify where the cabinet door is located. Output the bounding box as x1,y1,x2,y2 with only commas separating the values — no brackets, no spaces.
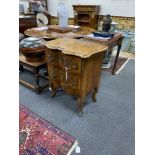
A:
60,70,81,90
46,49,61,88
59,55,82,90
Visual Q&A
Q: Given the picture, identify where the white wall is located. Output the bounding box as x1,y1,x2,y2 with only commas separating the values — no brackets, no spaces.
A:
47,0,135,17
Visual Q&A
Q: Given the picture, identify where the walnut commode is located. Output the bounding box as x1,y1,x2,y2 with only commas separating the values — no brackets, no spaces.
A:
44,38,107,116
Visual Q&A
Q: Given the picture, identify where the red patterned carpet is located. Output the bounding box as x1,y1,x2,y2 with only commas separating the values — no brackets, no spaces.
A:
103,56,129,74
19,105,78,155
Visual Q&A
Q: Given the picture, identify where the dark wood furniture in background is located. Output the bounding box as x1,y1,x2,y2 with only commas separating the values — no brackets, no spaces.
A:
83,33,123,75
19,15,37,34
44,38,107,116
24,25,123,75
19,54,49,94
73,5,100,29
19,0,50,33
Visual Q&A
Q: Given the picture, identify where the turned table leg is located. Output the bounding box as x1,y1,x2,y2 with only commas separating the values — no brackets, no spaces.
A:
34,68,41,94
92,88,98,102
77,98,85,117
34,69,39,86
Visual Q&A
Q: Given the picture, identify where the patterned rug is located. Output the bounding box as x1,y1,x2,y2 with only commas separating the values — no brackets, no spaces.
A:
103,56,129,74
19,105,78,155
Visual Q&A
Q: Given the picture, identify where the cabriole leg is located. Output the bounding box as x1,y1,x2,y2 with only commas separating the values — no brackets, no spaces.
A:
77,98,85,117
92,88,98,102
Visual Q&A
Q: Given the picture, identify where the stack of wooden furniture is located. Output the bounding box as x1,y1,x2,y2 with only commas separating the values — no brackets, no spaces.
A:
73,5,100,29
44,38,107,116
19,54,48,94
19,37,49,94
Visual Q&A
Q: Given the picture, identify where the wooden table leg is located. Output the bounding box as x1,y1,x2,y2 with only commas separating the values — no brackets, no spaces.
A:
112,44,122,75
34,68,39,86
34,68,41,94
112,37,123,75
